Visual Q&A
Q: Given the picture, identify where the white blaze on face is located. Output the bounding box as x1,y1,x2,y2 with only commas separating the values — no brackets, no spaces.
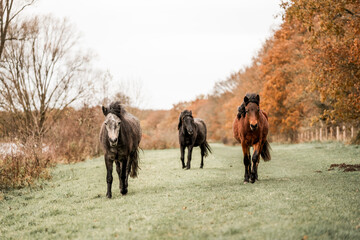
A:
105,113,121,145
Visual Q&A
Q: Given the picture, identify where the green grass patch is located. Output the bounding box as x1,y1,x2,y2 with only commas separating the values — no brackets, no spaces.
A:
1,142,359,239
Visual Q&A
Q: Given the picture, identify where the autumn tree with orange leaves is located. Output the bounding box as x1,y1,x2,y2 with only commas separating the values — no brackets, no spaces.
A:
283,0,360,140
260,20,318,141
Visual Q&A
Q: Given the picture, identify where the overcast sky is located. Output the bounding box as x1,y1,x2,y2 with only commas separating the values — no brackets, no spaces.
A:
25,0,283,109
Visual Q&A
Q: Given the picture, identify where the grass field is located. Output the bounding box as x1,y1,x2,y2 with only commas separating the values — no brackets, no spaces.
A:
1,142,360,239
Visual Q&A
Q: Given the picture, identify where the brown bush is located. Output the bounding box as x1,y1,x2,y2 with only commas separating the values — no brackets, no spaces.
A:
140,130,178,150
46,106,103,163
0,143,53,190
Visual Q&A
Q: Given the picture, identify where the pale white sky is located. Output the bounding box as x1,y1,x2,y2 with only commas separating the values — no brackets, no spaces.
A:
25,0,283,109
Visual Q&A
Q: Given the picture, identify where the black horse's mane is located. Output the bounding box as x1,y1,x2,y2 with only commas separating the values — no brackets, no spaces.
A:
244,93,260,106
178,110,193,130
237,93,260,119
108,101,126,118
180,110,193,119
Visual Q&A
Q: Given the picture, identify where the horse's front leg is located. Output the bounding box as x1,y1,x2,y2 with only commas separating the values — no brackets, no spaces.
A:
180,144,186,169
115,160,123,195
105,155,114,198
251,143,260,183
242,144,251,183
186,145,194,170
119,157,129,195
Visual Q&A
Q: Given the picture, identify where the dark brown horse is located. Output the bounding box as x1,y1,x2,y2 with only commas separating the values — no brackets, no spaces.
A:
178,110,212,169
99,101,141,198
233,93,271,183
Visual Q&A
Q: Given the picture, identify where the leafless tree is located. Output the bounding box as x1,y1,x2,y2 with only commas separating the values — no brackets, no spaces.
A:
0,15,94,143
118,79,147,109
0,0,36,59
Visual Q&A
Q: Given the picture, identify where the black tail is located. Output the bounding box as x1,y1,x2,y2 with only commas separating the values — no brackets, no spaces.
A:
130,148,140,178
202,141,212,158
261,140,271,161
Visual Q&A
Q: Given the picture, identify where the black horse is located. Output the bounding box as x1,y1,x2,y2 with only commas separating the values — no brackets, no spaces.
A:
99,101,142,198
178,110,212,169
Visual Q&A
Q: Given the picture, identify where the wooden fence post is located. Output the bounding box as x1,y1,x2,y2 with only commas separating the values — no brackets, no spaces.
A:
307,131,309,141
330,127,333,140
343,126,346,141
351,126,354,139
320,128,322,142
325,127,328,141
336,126,340,141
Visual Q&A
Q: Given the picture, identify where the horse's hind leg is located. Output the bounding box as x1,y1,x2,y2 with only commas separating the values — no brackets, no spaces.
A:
105,156,113,198
242,144,251,183
200,144,205,168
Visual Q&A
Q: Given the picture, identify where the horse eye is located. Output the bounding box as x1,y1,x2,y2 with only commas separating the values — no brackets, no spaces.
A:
118,122,121,125
105,122,108,125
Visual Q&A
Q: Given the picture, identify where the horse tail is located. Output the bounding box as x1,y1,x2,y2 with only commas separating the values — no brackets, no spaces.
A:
202,141,212,157
261,140,271,161
130,148,141,178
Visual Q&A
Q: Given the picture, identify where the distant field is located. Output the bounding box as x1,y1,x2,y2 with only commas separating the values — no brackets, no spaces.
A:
1,143,360,239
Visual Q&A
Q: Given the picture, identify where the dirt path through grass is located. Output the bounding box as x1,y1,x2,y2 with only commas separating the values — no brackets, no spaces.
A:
1,143,360,239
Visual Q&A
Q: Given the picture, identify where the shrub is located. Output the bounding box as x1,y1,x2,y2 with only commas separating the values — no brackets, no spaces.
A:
0,145,52,190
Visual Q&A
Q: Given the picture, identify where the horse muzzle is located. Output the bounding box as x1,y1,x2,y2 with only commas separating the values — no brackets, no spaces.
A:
250,124,258,131
109,138,118,147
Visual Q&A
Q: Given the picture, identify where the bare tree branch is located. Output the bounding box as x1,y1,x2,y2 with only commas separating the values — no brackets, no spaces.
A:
0,15,94,143
0,0,36,59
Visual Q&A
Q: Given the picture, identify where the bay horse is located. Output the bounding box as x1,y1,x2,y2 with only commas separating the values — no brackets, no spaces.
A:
99,101,141,198
178,110,212,169
233,93,271,183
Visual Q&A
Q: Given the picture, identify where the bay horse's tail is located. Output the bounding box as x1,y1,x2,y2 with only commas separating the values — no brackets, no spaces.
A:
203,141,212,157
261,140,271,161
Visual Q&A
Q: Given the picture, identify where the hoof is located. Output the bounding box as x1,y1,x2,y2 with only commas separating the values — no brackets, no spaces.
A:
106,192,112,199
121,188,128,195
200,165,203,169
250,177,256,183
243,181,248,184
250,173,256,183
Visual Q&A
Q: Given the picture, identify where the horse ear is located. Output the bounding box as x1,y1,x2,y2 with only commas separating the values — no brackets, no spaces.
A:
256,94,260,104
102,106,108,116
244,96,249,105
